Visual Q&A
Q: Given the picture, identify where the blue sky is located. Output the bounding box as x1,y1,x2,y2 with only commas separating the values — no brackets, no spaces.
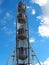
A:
0,0,49,65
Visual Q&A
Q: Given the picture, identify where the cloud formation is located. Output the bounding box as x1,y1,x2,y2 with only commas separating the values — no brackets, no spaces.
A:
29,38,35,43
0,11,15,35
36,57,49,65
31,0,48,6
4,12,13,20
38,0,49,37
38,16,49,37
31,0,49,37
32,9,36,15
27,6,31,9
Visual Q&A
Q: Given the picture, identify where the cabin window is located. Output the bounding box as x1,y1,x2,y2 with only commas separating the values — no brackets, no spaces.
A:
18,29,26,35
18,47,27,55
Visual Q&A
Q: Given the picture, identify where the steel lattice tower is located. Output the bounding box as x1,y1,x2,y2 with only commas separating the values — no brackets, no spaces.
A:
16,1,30,65
6,1,41,65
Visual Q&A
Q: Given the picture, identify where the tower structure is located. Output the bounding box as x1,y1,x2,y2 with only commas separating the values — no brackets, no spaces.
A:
16,1,30,65
6,1,41,65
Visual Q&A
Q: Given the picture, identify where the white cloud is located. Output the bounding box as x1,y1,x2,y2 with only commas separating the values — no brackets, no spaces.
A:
32,9,36,15
27,6,31,9
36,57,49,65
1,25,15,35
0,11,15,35
31,0,48,6
39,25,49,37
1,26,8,31
36,16,42,20
31,0,49,40
36,62,43,65
42,1,49,16
44,58,49,65
37,0,49,37
0,11,13,26
6,12,11,17
27,6,36,15
4,12,13,20
38,16,49,37
41,16,49,26
29,38,35,43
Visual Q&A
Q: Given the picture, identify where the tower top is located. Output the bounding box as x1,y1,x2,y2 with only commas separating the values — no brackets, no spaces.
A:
18,1,25,6
18,1,26,13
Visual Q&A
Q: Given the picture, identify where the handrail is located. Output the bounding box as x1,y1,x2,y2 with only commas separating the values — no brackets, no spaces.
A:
6,46,16,65
31,47,41,65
